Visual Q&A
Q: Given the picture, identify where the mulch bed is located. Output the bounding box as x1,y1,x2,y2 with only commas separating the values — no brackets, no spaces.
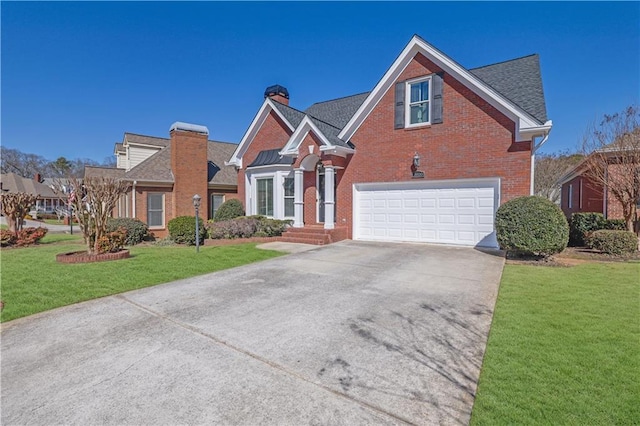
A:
506,246,640,267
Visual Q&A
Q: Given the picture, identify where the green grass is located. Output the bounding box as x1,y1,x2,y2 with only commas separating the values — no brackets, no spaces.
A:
0,241,284,322
471,262,640,425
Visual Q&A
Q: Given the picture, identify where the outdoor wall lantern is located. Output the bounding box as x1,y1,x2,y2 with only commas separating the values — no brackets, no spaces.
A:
193,194,202,253
412,152,424,178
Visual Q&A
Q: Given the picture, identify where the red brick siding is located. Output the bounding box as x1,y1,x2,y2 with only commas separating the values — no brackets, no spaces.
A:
237,110,293,212
560,176,604,219
334,53,531,238
170,130,209,220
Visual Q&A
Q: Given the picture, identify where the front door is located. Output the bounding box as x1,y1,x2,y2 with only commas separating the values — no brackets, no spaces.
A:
317,165,325,223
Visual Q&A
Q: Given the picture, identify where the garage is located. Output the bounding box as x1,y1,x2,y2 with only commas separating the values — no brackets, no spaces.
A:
353,178,500,247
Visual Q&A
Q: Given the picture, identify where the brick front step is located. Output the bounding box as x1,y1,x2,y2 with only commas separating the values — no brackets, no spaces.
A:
281,226,348,245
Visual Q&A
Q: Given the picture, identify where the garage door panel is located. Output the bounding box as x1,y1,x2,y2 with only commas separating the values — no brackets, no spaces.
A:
355,179,499,247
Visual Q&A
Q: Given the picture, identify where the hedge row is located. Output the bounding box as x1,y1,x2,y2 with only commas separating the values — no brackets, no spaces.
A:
569,212,626,246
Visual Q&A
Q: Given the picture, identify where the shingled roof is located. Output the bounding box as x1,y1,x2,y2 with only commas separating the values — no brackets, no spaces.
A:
84,166,127,179
0,172,58,198
119,140,237,185
470,54,547,124
304,92,370,129
123,133,170,147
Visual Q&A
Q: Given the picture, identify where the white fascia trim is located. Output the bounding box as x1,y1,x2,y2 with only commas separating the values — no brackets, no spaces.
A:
319,145,355,157
338,35,547,141
279,116,333,156
245,164,293,171
226,98,295,168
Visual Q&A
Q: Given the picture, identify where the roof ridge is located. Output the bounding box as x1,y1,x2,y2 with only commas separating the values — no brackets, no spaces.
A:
124,132,170,141
307,91,370,107
84,165,120,170
271,99,307,115
470,53,539,71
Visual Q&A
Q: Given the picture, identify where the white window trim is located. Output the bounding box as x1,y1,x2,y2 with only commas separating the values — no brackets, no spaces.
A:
405,75,432,128
147,192,165,229
256,177,274,217
246,168,293,219
283,176,295,218
210,193,225,219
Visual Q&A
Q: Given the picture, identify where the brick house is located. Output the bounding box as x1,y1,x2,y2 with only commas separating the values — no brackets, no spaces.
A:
227,35,552,247
559,148,640,224
86,122,238,238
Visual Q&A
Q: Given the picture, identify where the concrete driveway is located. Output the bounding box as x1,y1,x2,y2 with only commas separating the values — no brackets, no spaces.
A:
1,241,504,425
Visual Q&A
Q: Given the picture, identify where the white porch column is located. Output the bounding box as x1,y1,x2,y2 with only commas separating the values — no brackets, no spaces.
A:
293,168,304,228
324,165,335,230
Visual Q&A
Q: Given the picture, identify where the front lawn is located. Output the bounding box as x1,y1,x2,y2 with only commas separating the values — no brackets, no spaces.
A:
0,240,284,322
471,261,640,425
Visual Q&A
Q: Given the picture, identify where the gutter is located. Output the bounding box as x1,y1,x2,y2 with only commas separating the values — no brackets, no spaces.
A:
132,180,137,218
530,131,550,195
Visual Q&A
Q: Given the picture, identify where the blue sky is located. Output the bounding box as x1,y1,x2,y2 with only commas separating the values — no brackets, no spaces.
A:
2,2,639,162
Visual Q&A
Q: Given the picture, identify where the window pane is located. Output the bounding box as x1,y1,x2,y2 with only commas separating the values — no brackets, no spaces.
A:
211,194,224,217
410,103,429,124
410,81,429,102
257,178,273,216
284,178,294,197
148,194,163,210
148,211,163,227
284,199,294,217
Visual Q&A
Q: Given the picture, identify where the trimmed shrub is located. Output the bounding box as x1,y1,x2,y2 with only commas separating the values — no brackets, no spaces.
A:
15,227,48,246
604,219,627,231
96,227,127,254
168,216,206,245
106,218,149,246
495,196,569,257
0,230,17,247
214,199,245,222
569,212,605,246
253,216,291,237
586,230,638,255
207,217,259,239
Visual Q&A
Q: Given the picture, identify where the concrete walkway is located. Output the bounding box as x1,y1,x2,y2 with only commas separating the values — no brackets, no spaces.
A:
1,241,505,425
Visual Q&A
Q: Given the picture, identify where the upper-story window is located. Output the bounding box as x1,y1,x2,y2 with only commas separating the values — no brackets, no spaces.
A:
394,73,443,130
406,77,431,126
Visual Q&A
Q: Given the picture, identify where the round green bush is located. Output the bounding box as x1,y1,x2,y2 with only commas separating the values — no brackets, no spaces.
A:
214,199,245,222
587,230,638,255
495,196,569,257
167,216,206,245
106,218,149,246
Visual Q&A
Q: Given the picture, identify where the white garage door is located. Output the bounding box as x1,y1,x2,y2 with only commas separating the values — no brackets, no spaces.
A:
354,178,500,248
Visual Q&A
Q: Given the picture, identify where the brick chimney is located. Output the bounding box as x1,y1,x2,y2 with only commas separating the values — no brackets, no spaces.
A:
264,84,289,106
170,122,209,219
34,173,43,183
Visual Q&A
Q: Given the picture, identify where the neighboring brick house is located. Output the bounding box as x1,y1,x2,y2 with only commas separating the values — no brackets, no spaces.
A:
0,172,65,214
227,35,552,247
86,122,238,238
559,149,640,223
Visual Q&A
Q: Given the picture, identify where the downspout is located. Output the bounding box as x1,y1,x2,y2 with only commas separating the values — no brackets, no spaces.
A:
530,133,550,195
132,180,137,218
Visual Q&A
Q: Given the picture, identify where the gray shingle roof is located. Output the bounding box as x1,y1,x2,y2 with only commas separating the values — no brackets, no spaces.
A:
123,133,170,147
0,173,59,198
271,101,306,128
470,54,547,124
122,140,238,186
84,166,127,179
114,143,125,153
248,149,295,168
304,92,370,129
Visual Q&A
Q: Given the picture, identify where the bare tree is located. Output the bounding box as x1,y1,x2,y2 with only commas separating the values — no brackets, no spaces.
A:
582,105,640,233
0,192,38,233
56,176,129,254
535,151,584,203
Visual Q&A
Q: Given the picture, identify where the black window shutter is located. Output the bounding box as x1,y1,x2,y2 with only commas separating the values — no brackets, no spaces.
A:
394,81,405,129
432,73,444,124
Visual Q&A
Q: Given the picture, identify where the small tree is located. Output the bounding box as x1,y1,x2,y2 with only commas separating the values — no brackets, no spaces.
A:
0,192,38,233
582,105,640,233
534,151,584,203
55,176,129,254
